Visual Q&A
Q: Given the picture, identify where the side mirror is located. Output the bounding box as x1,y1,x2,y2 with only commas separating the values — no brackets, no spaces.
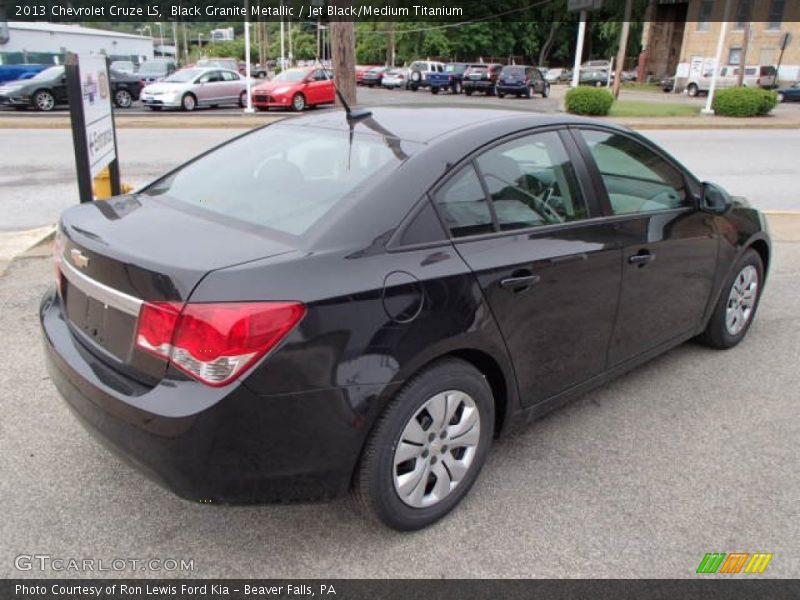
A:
700,181,733,215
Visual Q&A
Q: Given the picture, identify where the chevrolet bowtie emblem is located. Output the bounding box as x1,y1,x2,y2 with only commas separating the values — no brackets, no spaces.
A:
70,249,90,269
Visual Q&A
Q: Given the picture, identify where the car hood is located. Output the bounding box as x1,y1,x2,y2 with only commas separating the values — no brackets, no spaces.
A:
0,78,37,91
142,82,187,94
254,81,301,92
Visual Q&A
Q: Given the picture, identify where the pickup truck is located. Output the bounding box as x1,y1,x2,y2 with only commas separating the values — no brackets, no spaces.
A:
426,63,474,94
0,64,47,84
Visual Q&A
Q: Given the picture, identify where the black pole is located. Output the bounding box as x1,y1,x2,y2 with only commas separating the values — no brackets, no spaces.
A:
64,52,94,204
106,56,122,196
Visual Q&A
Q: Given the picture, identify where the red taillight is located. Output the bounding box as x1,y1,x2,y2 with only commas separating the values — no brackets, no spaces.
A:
136,301,306,387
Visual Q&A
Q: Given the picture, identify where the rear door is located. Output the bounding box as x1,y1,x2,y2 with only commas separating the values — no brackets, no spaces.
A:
572,127,717,366
433,128,622,406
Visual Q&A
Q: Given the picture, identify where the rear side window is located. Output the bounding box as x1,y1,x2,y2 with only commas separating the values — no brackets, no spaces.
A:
433,165,494,238
144,126,412,236
579,129,689,215
476,131,587,230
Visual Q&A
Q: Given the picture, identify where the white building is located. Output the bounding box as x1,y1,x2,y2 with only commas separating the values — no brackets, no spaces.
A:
0,22,154,66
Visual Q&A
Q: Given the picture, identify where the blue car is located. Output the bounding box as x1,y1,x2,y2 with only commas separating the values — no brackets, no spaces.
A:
496,65,550,99
0,64,47,85
777,82,800,103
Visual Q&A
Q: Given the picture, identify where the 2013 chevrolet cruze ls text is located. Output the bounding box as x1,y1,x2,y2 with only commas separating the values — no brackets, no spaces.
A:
41,108,770,530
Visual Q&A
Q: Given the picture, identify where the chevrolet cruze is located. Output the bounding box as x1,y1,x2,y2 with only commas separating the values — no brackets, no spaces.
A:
41,108,770,530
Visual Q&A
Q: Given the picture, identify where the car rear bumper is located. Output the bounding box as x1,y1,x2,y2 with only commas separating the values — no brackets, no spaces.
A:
463,81,494,91
497,83,528,93
40,287,393,504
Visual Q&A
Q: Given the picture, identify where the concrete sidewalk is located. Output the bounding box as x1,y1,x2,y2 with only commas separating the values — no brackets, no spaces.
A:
2,213,798,279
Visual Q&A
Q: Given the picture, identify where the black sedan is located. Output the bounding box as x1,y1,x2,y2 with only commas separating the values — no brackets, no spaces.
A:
0,65,142,111
41,108,770,530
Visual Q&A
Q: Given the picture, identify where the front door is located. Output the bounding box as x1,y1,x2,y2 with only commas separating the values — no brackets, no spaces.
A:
573,128,718,366
433,129,622,406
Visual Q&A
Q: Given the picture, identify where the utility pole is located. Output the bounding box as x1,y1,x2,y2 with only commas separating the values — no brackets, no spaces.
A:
387,22,396,67
571,11,587,88
280,19,285,69
612,0,633,99
703,0,733,115
330,15,356,107
287,18,293,67
736,22,751,87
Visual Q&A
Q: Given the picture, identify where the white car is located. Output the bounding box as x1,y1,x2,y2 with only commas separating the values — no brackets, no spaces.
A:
685,65,778,97
141,67,249,111
545,68,564,83
382,68,407,89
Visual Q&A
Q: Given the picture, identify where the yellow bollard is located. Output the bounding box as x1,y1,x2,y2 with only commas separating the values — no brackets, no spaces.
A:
92,167,133,200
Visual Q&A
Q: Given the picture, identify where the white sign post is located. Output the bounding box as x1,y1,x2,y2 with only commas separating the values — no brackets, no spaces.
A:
65,52,120,203
79,55,116,177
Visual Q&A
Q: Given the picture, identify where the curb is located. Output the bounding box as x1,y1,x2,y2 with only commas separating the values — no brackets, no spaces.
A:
0,226,56,277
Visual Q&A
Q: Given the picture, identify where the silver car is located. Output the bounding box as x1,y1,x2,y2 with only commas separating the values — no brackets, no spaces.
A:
141,67,249,111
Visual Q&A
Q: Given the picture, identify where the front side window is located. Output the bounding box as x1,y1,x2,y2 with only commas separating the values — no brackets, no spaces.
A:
579,130,689,215
476,131,587,230
433,165,494,238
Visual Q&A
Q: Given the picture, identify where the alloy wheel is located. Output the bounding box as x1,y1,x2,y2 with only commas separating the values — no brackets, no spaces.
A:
115,90,132,108
725,265,758,336
182,94,196,111
393,390,481,508
34,91,55,111
292,94,306,111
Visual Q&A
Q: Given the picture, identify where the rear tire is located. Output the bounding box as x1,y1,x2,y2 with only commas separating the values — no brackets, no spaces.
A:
431,86,439,95
114,89,133,108
33,89,55,112
465,89,473,96
698,249,764,349
352,358,494,531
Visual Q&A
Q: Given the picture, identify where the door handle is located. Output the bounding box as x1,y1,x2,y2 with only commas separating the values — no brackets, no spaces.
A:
500,273,540,290
628,251,655,266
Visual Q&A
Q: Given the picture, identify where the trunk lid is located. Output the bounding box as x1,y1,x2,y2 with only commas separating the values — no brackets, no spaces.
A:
57,194,293,384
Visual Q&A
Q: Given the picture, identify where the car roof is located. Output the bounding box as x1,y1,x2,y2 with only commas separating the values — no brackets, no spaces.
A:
278,106,621,145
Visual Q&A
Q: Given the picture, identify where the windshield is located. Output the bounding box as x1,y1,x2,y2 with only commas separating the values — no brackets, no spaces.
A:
164,69,203,83
31,66,63,81
273,69,308,82
140,62,169,74
143,125,408,236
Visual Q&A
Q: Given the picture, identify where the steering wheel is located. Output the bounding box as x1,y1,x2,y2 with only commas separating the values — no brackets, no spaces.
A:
529,185,563,224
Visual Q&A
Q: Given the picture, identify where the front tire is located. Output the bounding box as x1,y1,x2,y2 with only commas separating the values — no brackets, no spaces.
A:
181,93,196,111
291,93,306,112
777,92,785,103
687,83,699,97
238,91,247,108
699,249,764,349
352,359,494,531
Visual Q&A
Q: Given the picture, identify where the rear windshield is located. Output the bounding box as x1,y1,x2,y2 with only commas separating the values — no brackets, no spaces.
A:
501,67,526,76
143,126,409,236
140,62,170,74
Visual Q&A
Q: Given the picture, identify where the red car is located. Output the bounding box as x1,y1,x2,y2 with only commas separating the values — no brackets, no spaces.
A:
251,67,334,112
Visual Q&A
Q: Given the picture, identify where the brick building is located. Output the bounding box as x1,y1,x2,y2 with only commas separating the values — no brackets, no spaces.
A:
640,0,799,85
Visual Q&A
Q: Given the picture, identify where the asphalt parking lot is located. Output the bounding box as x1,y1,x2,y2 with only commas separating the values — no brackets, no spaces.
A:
0,235,798,578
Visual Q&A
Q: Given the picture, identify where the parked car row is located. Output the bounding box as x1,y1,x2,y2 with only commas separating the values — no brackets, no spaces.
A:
355,61,552,100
